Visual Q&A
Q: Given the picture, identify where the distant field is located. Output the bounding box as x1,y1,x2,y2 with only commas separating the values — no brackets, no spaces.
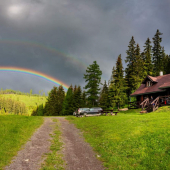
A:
0,115,44,169
0,94,47,115
67,106,170,170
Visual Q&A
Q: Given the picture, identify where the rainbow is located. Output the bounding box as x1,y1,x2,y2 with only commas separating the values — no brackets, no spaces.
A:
0,39,87,68
0,66,69,90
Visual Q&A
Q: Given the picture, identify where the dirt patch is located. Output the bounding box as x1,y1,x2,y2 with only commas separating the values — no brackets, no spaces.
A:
57,117,104,170
5,117,56,170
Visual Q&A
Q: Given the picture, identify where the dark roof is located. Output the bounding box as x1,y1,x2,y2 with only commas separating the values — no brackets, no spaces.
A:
142,75,158,83
131,74,170,96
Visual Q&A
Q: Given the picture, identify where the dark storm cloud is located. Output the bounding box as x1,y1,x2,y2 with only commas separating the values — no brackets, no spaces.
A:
0,0,169,93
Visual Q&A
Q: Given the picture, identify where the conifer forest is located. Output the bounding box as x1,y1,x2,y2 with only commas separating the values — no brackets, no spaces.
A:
31,29,170,116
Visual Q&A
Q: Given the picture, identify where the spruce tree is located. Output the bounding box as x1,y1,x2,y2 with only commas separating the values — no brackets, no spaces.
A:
56,85,65,115
84,61,102,107
99,80,110,110
81,91,87,107
62,85,74,115
143,37,153,77
132,44,144,90
44,86,58,116
152,29,164,76
163,54,170,74
72,85,77,112
125,36,136,98
110,55,127,109
37,104,44,116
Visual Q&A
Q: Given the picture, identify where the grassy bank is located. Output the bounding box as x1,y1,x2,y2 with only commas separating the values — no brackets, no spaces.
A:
41,119,65,170
0,115,44,169
67,107,170,170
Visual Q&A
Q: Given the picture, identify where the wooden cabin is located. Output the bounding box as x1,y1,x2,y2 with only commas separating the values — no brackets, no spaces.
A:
130,72,170,111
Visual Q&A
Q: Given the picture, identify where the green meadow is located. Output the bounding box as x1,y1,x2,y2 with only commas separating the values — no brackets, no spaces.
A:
0,94,47,115
67,106,170,170
0,115,44,169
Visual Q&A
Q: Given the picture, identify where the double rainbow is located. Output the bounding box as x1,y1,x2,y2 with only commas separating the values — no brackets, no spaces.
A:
0,66,69,90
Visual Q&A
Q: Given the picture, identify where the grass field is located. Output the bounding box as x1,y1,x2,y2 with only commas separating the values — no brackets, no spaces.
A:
67,106,170,170
0,115,44,169
0,94,47,115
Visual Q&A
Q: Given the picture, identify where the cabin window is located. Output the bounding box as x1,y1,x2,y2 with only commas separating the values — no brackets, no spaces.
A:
146,81,152,87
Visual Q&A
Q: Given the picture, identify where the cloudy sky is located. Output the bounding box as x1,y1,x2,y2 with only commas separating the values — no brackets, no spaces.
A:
0,0,169,94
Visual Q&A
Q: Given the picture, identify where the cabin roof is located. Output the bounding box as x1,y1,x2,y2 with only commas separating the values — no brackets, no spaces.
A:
131,74,170,96
142,75,158,83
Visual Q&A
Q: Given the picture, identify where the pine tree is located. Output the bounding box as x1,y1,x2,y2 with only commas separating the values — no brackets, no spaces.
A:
163,54,170,74
99,80,110,110
62,85,74,115
56,85,65,115
81,91,87,107
44,86,58,116
110,55,127,109
143,37,153,77
132,44,144,90
152,29,164,76
84,61,102,107
125,36,136,98
37,104,44,116
72,85,77,112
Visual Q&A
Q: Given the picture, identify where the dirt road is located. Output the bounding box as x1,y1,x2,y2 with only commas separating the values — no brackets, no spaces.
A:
58,117,104,170
5,117,104,170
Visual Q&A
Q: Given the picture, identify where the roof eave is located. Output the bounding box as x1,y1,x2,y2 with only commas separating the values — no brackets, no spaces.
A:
159,86,170,89
130,90,166,97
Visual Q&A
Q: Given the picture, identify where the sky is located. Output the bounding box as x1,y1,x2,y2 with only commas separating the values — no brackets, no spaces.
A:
0,0,170,94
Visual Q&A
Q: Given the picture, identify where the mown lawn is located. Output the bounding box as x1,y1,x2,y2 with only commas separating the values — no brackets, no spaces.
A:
0,115,44,169
67,107,170,170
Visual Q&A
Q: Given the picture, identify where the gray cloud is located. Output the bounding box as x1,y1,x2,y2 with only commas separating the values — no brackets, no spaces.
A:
0,0,169,94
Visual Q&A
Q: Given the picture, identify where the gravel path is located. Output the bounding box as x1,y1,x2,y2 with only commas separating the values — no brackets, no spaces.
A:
5,117,56,170
57,117,104,170
5,117,104,170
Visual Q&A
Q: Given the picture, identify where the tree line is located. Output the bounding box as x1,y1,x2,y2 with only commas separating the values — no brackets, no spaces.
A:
0,97,27,115
0,89,46,96
32,29,170,116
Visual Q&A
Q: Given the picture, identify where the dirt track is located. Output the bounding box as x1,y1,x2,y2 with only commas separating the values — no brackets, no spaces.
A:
5,117,104,170
5,117,55,170
58,117,104,170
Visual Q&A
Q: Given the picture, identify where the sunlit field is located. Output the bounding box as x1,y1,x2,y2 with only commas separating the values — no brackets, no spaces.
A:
0,115,44,169
67,106,170,170
0,94,47,115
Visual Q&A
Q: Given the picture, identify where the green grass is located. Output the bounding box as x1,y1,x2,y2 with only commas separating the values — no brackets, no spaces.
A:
67,107,170,170
41,119,65,170
1,94,47,115
0,115,44,169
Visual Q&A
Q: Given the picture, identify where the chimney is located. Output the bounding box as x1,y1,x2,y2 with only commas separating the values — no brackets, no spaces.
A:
159,71,163,76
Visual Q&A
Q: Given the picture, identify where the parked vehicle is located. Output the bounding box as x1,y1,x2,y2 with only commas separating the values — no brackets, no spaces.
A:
73,111,76,116
73,108,89,116
91,107,103,112
81,108,103,116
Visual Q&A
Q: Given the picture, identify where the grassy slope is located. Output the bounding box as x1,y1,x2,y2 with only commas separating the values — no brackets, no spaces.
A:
1,94,47,115
67,106,170,170
0,115,44,169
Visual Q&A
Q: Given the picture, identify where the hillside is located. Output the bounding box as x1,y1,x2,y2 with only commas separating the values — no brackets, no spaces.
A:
0,93,47,115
